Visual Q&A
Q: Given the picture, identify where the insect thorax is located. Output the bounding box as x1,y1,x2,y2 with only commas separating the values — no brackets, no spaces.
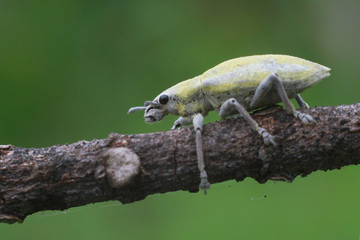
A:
167,77,209,117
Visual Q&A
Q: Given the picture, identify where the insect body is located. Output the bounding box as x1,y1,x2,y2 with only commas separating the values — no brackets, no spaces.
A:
128,54,331,194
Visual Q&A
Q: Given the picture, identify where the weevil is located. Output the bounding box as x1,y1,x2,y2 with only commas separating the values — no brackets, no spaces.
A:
128,54,331,194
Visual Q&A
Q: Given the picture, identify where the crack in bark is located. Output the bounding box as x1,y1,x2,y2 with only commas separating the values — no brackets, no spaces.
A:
172,135,178,176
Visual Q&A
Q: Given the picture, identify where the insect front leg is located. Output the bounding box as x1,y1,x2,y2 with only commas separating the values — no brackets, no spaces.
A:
219,98,276,146
171,116,192,130
192,113,210,194
250,73,316,124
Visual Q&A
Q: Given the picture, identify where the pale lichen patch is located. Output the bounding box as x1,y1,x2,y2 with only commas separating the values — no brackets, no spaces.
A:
0,145,12,150
103,147,140,188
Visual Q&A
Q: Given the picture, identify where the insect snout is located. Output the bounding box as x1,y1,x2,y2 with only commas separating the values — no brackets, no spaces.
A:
144,106,167,122
129,94,170,123
145,115,156,122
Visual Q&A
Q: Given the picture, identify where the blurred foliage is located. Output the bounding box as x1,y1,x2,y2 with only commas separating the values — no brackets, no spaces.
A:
1,0,360,239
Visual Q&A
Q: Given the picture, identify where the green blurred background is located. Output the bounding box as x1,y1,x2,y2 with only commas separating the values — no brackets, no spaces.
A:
1,0,360,239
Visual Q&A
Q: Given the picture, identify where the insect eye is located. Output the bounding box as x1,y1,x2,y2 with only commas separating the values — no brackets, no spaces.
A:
159,94,169,105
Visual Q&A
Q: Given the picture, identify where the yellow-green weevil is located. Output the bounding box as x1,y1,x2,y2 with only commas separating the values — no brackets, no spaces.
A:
128,54,331,194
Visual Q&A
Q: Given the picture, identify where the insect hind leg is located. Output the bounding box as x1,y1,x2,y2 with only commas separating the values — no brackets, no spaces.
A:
295,94,310,109
219,98,276,146
250,73,316,124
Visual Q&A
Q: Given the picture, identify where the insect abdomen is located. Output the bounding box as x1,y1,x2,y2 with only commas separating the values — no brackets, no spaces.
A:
200,54,330,109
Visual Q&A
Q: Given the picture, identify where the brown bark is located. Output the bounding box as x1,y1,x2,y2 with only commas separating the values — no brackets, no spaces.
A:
1,103,360,224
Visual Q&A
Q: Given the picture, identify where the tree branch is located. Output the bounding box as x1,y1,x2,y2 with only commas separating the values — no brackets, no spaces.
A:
1,103,360,224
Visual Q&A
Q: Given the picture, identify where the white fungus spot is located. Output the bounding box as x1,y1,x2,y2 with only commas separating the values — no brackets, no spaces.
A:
103,147,140,188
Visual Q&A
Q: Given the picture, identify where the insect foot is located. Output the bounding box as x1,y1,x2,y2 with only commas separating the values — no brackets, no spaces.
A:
258,127,277,146
293,110,317,125
200,170,210,194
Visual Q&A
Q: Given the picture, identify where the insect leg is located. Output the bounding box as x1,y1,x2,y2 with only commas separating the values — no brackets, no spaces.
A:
250,73,316,124
193,113,210,194
295,94,310,109
219,98,276,146
171,116,192,130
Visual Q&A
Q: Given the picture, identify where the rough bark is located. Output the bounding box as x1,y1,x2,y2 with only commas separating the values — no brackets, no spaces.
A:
1,103,360,224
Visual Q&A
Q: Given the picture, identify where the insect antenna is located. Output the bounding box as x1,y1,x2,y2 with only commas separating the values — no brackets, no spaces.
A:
128,106,146,114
